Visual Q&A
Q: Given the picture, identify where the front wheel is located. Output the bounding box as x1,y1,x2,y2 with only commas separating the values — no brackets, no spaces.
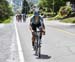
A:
34,40,38,56
37,39,41,58
38,46,41,58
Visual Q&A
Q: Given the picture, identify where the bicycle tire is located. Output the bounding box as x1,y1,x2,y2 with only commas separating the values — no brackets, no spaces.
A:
37,38,41,57
35,39,38,56
38,45,41,57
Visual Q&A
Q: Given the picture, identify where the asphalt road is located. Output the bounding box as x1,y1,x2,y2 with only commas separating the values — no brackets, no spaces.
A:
0,23,19,62
16,17,75,62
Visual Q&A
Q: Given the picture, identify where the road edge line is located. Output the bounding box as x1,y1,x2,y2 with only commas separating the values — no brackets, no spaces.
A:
14,22,25,62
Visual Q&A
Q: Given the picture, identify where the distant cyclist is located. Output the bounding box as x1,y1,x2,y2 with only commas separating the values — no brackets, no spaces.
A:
29,12,45,47
16,14,22,22
22,13,26,22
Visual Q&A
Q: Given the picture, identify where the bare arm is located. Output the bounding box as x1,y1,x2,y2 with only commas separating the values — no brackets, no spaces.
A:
29,19,32,31
40,16,45,29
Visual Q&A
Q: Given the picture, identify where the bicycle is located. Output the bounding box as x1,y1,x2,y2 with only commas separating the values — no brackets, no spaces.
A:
33,28,42,58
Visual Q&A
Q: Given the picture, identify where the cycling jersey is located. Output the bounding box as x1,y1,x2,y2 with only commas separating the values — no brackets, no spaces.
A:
30,16,44,31
30,16,43,25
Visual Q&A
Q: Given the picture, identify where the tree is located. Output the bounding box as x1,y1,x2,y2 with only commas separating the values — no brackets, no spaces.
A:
0,0,13,22
64,0,75,3
38,0,66,13
29,2,34,7
22,0,30,14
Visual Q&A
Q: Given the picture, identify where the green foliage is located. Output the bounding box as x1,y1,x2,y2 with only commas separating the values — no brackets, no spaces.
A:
29,2,34,7
53,6,72,19
28,14,33,17
48,6,72,21
0,17,11,23
59,6,72,15
0,0,13,22
3,18,11,23
39,6,55,17
22,0,30,14
38,0,66,13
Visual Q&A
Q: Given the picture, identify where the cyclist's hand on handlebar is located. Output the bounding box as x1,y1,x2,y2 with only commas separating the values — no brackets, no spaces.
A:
31,30,35,35
31,30,34,32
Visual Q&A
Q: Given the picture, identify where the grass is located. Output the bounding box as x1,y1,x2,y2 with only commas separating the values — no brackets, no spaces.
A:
3,18,11,23
48,14,65,21
60,17,75,23
47,17,55,21
47,14,75,23
0,17,12,24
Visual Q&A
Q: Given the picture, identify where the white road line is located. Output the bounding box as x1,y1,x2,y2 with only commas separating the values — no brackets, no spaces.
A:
14,18,25,62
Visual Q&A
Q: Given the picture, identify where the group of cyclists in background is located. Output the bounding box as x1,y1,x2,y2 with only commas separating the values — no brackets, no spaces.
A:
16,13,27,22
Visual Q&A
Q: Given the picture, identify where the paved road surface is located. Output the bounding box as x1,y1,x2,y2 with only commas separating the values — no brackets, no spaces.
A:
0,23,19,62
16,17,75,62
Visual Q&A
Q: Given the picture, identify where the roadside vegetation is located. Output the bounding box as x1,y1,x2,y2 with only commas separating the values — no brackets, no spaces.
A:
2,17,12,24
22,0,30,14
38,0,75,23
0,0,13,23
60,17,75,23
0,18,11,23
48,5,75,23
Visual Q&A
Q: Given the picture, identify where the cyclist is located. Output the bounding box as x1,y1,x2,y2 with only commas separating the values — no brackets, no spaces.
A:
22,13,26,22
16,14,22,22
29,12,45,47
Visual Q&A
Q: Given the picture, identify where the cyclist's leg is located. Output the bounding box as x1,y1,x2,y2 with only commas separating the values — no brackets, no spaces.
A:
40,24,45,35
31,24,36,46
32,34,35,46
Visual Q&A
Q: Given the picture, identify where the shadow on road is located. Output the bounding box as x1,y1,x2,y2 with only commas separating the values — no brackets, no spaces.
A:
36,54,51,59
